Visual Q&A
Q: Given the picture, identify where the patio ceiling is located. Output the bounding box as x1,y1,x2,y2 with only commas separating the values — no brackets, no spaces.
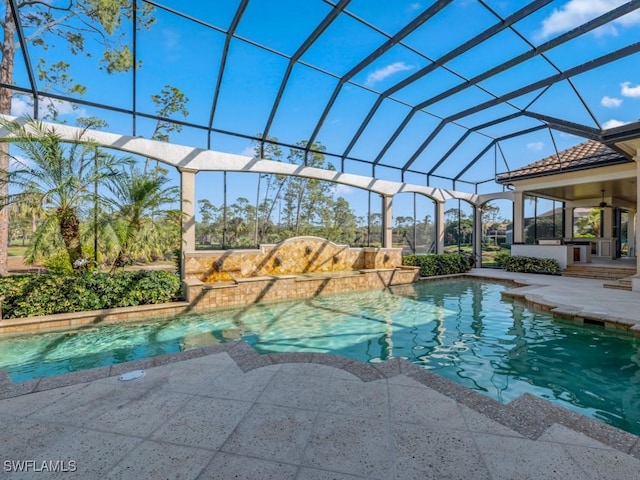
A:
530,177,637,204
2,0,640,194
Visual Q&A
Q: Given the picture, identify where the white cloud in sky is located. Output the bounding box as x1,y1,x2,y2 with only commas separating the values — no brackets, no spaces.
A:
332,184,354,196
526,141,544,151
366,62,414,86
11,96,86,118
621,81,640,98
602,118,629,129
601,95,623,107
11,97,32,116
536,0,640,40
9,154,31,170
240,145,256,157
616,8,640,27
558,132,580,140
162,28,182,62
407,3,422,13
163,28,180,49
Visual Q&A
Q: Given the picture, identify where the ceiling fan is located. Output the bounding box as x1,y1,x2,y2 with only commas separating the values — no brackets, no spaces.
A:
599,189,608,208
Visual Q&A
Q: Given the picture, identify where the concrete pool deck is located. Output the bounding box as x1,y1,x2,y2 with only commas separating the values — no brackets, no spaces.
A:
1,270,640,478
465,268,640,332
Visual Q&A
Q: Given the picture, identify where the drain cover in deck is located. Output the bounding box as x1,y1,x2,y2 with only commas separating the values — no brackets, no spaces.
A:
118,370,146,381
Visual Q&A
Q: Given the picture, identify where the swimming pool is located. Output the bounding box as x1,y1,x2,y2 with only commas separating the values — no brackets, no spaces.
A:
1,279,639,435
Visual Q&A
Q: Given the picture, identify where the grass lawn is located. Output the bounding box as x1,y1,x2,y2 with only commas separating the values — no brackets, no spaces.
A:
8,245,29,256
481,246,510,267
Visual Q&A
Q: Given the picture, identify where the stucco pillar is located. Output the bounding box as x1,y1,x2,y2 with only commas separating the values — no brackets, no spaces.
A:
436,200,445,254
513,191,524,244
602,206,613,238
180,168,196,254
564,203,574,239
473,204,483,267
633,152,640,291
381,194,393,248
628,210,636,257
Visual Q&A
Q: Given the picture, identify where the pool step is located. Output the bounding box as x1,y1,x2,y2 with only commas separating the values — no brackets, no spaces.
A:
603,277,633,291
562,264,636,280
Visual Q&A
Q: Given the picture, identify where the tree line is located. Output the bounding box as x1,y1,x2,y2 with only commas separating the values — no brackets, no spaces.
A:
194,138,440,251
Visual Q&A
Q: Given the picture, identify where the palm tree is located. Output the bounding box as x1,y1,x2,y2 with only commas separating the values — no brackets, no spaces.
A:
102,165,179,269
1,118,123,268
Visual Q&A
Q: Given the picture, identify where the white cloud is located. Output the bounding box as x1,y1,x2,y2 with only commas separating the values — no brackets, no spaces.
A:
11,97,32,116
163,28,180,49
621,81,640,98
601,95,623,107
240,145,256,157
407,3,422,12
9,154,31,170
332,184,354,196
11,96,86,118
536,0,640,40
558,132,580,140
602,118,629,129
365,62,414,86
161,28,182,62
526,141,544,151
43,98,84,116
617,8,640,27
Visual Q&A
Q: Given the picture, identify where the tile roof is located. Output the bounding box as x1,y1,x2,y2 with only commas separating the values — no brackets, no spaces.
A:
496,140,631,183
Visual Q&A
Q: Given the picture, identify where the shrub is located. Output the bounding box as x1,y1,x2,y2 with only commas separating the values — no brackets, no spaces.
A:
42,250,73,273
494,252,511,268
0,271,182,319
402,253,472,277
501,255,560,275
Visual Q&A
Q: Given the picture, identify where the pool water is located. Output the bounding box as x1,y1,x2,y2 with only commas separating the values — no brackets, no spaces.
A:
2,279,640,435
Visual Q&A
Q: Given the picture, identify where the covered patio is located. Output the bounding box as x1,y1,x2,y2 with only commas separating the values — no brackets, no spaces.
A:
493,128,640,290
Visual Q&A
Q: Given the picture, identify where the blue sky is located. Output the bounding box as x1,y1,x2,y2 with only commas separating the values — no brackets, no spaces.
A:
6,0,640,220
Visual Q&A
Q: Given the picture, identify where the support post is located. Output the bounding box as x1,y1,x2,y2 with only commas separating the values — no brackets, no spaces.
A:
381,194,393,248
563,203,574,239
180,169,196,278
601,206,613,239
633,151,640,291
513,191,524,244
474,204,483,268
628,210,636,257
436,200,445,254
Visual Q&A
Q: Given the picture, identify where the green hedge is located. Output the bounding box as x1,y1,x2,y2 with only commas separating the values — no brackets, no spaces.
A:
494,252,511,269
0,271,182,319
502,255,560,275
402,253,472,277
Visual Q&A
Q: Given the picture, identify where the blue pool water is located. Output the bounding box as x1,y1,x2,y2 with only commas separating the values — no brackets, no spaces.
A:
1,279,640,435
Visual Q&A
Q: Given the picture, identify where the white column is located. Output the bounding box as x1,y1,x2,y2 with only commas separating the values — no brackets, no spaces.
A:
474,205,483,267
436,200,445,254
564,203,574,239
513,191,524,244
180,168,196,253
381,194,393,248
633,151,640,291
602,206,613,238
627,210,635,257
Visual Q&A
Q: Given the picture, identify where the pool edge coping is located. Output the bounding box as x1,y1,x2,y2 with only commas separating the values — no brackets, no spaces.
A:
1,340,639,460
461,271,640,335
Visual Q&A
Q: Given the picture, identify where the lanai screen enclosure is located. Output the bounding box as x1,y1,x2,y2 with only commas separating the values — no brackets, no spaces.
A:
1,0,640,282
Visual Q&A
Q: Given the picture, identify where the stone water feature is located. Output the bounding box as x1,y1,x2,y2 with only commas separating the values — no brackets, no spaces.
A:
182,236,419,310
